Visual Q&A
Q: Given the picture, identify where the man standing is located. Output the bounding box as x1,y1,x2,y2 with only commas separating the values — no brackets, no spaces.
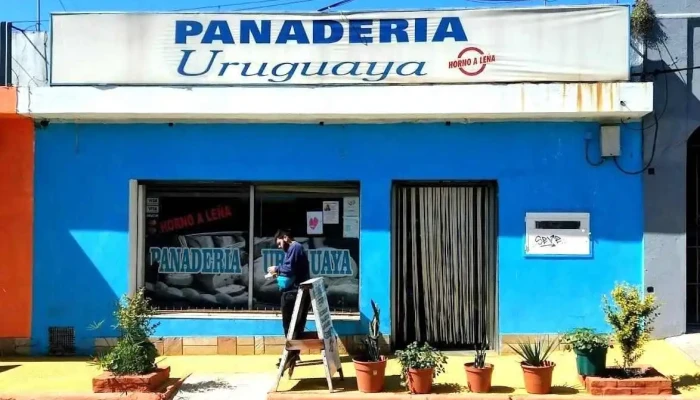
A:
268,229,311,367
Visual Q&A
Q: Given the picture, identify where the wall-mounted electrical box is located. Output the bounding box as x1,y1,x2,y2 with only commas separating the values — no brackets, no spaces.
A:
600,125,621,157
525,212,591,256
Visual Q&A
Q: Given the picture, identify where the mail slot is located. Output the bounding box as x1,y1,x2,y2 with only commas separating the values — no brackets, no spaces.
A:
525,212,590,256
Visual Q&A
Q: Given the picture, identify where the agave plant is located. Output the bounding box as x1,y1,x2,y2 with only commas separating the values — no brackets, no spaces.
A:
473,341,488,368
508,337,559,367
360,300,381,362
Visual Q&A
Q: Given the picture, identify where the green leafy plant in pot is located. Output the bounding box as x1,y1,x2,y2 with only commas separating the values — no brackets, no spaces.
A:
395,342,447,394
352,300,387,393
562,328,611,377
508,336,558,394
464,341,493,393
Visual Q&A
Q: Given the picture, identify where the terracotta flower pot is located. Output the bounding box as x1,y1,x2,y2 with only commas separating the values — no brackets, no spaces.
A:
521,361,556,394
407,368,434,394
353,356,387,393
464,363,494,393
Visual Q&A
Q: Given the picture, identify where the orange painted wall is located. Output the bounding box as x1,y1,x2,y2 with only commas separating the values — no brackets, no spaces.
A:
0,87,33,338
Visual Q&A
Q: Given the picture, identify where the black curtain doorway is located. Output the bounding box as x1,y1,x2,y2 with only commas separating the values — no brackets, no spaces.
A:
392,183,497,350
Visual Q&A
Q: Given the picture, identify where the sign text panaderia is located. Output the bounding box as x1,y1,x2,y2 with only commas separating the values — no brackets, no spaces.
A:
50,7,629,85
150,247,353,276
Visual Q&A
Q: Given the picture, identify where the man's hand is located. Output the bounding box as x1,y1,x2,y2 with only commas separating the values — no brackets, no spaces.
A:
267,266,278,274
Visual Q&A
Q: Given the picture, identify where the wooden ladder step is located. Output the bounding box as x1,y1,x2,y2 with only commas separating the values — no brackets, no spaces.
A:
286,338,325,351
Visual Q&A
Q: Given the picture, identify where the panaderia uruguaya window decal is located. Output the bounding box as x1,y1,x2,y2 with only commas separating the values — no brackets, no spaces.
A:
141,183,360,313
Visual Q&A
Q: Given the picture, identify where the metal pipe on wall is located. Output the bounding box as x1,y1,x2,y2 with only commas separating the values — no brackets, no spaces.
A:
36,0,41,31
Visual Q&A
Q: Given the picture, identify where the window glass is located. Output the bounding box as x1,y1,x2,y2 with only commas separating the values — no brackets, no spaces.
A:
143,187,251,311
252,184,360,313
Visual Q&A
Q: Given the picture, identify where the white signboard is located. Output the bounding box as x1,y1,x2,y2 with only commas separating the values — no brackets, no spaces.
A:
525,212,591,256
309,278,342,378
50,6,629,86
273,277,342,392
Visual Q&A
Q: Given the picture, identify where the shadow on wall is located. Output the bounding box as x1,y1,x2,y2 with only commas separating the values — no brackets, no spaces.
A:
32,169,124,355
643,18,700,235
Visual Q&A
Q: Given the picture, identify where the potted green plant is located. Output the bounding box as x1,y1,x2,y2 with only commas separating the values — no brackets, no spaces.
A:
395,342,447,394
352,300,387,393
508,336,558,394
562,328,611,377
464,341,493,393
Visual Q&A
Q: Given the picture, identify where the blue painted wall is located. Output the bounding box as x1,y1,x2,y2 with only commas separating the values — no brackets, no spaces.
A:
32,122,643,354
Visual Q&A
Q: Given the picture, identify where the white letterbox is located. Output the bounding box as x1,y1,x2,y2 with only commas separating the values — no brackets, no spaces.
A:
525,212,590,256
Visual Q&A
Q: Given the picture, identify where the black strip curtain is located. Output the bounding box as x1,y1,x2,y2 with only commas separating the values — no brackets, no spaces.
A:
394,185,497,349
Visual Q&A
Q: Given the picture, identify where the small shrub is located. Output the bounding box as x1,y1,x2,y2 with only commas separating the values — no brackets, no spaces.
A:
562,328,611,353
631,0,666,49
508,336,558,367
91,288,161,375
395,342,447,385
602,282,659,374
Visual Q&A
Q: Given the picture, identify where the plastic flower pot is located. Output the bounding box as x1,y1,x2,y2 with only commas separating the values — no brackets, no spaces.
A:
575,347,607,377
353,356,387,393
521,361,555,394
464,362,494,393
407,368,434,394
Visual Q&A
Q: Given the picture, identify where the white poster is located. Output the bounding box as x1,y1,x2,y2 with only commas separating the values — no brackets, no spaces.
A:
322,201,339,224
50,7,629,86
343,217,359,239
343,197,360,218
307,211,323,235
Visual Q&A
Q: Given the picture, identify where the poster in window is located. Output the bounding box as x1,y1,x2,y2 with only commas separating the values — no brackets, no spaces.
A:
343,197,359,217
306,211,324,235
143,194,251,311
343,217,359,238
322,201,339,224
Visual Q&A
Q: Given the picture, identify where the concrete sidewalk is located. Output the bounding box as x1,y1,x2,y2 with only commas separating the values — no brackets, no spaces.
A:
0,340,698,397
667,333,700,366
273,340,700,396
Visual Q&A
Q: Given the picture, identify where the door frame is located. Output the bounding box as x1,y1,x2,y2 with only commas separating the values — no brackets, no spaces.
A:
389,180,499,351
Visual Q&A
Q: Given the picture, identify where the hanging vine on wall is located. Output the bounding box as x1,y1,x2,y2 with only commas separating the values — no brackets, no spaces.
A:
631,0,664,49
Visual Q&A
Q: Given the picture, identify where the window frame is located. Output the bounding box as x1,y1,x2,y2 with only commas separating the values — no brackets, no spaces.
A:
128,180,361,319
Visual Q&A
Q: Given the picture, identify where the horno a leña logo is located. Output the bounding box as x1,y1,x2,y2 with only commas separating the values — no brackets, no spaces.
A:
448,47,496,76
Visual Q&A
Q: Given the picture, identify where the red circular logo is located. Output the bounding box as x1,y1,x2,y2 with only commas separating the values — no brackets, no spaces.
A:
448,47,496,77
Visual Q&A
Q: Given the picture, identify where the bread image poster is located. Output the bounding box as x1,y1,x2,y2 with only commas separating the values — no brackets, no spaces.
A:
143,195,360,312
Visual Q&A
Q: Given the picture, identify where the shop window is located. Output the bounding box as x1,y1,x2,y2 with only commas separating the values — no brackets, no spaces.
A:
132,182,360,314
143,185,251,311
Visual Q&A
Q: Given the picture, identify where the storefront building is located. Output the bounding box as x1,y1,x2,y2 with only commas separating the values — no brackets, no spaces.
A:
14,6,654,355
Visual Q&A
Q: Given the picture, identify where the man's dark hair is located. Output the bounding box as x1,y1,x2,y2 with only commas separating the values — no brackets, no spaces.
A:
274,229,294,241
